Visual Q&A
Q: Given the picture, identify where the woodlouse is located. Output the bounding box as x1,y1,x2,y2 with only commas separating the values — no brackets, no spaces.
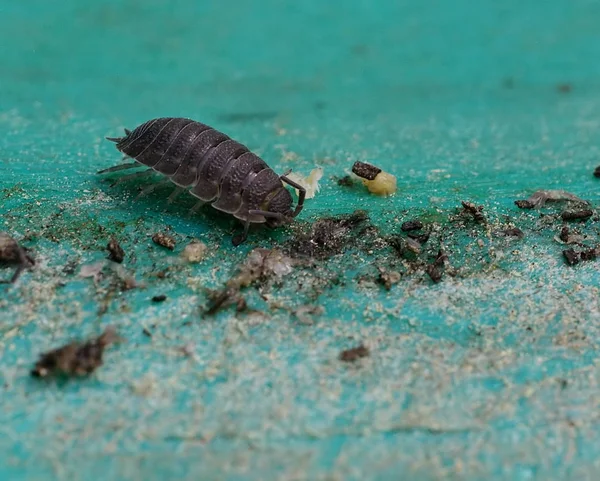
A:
100,117,306,245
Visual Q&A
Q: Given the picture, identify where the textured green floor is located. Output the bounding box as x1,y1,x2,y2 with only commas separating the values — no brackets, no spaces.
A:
2,0,600,479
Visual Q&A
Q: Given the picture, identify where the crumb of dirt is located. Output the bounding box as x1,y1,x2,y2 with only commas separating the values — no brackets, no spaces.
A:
426,264,443,283
206,248,297,314
152,294,167,303
106,237,125,263
494,227,524,239
286,210,371,259
336,175,355,187
235,298,247,312
563,247,599,266
152,232,176,250
594,166,600,178
377,267,401,290
388,235,423,258
142,327,153,337
557,83,572,93
206,288,238,315
555,226,585,246
293,305,324,325
352,161,382,180
31,326,120,378
181,240,207,263
407,232,431,244
461,201,486,223
561,209,593,222
0,232,34,283
339,344,370,362
515,190,588,209
401,220,423,232
426,250,448,283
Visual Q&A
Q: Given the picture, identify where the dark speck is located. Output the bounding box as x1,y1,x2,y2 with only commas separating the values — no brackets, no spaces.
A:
152,294,167,303
339,344,370,362
401,220,423,232
557,83,572,93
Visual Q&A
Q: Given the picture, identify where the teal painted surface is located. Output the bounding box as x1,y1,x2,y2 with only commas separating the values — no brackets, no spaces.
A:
2,0,600,479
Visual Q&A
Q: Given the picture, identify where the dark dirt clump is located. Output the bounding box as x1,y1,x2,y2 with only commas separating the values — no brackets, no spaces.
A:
460,201,486,223
152,232,176,250
31,326,120,378
352,161,381,180
0,232,35,283
152,294,167,303
563,247,599,266
339,344,370,362
594,166,600,178
286,210,373,259
377,267,401,290
426,250,448,283
107,237,125,263
561,209,593,222
494,227,524,239
336,175,355,187
401,220,423,232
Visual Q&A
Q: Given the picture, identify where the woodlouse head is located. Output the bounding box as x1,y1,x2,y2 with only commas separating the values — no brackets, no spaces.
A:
264,188,294,227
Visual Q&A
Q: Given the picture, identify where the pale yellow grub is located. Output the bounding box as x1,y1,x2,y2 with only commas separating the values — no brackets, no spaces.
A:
286,167,323,199
182,240,208,263
362,171,397,196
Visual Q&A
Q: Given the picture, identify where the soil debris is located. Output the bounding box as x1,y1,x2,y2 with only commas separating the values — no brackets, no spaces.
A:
181,240,207,263
515,190,588,209
0,232,35,283
293,305,325,325
426,250,448,283
152,232,176,250
461,201,486,223
336,175,355,187
494,227,524,239
286,210,371,259
152,294,167,303
407,232,430,245
31,326,120,378
377,267,401,290
561,209,593,222
339,344,370,362
352,161,382,180
563,247,599,266
555,226,585,246
206,248,296,314
106,237,125,263
594,166,600,178
401,220,423,232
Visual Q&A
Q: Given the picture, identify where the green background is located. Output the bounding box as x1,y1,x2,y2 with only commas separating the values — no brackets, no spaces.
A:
2,0,600,479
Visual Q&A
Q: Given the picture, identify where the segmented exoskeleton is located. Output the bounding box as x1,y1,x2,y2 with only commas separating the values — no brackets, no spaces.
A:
100,117,305,245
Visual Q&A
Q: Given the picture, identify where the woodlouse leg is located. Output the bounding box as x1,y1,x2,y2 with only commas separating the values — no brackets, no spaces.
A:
167,187,185,204
280,175,306,217
110,169,154,187
135,179,170,199
232,220,251,247
189,200,207,214
97,162,139,174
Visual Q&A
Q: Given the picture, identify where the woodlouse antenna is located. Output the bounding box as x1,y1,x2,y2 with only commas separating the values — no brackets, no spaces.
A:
280,175,306,217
